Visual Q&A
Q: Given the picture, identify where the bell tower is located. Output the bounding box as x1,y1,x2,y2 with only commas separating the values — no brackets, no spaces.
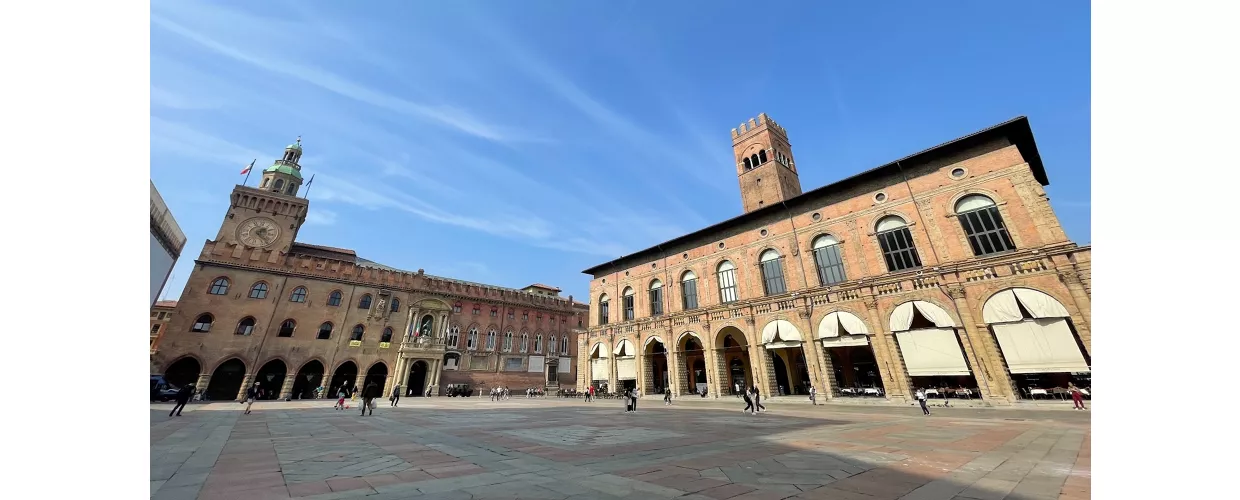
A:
214,138,310,253
732,113,802,213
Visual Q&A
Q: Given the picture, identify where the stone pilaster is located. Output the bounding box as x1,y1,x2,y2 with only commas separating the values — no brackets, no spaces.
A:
193,373,211,400
236,373,255,402
945,285,1014,402
1058,269,1093,355
794,310,827,397
813,342,838,400
863,299,911,400
278,374,296,400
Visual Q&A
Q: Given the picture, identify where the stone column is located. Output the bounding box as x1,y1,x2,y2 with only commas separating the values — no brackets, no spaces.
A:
946,286,1015,402
354,374,366,398
578,339,589,391
708,347,726,399
1058,269,1093,355
863,299,911,400
193,373,211,400
607,341,617,393
635,340,645,397
279,374,296,400
794,310,827,397
406,308,422,340
667,349,681,397
236,373,255,402
814,341,838,401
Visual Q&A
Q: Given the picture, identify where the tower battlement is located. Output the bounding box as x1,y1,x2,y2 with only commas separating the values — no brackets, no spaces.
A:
731,113,789,142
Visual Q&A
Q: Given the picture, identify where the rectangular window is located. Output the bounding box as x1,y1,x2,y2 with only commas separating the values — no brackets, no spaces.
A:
761,258,787,295
649,288,663,316
522,312,529,321
490,308,498,317
508,310,515,320
682,279,699,310
718,269,739,303
150,324,161,335
813,245,847,286
453,304,462,313
623,295,635,320
878,228,923,272
473,306,480,315
599,302,610,325
959,207,1016,256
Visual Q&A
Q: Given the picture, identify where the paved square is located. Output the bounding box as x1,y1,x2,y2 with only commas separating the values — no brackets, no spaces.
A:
151,398,1090,499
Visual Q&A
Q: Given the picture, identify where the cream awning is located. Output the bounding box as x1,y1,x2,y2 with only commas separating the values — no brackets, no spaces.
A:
992,318,1089,374
617,358,637,380
613,339,635,357
895,328,971,376
818,311,870,347
890,301,958,332
590,343,609,358
761,319,804,349
590,358,608,381
982,288,1071,323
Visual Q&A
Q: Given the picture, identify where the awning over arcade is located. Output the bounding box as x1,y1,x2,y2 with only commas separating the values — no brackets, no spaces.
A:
818,311,870,347
983,288,1088,374
761,319,804,349
890,301,958,331
894,328,972,376
613,339,635,357
590,343,609,358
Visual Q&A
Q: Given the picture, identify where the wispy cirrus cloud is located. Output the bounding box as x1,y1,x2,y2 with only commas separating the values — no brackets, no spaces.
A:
304,209,338,226
150,11,535,144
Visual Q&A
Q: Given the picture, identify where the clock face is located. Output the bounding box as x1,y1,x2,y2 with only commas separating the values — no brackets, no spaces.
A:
237,217,281,248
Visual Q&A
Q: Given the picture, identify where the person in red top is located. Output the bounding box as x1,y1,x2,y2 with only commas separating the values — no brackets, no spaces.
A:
1068,384,1086,410
586,385,594,402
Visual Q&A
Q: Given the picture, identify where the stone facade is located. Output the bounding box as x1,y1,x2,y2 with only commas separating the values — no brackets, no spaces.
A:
152,141,587,402
581,116,1091,405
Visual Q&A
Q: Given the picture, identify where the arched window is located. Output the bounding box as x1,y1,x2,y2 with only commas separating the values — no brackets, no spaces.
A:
502,330,514,352
549,336,557,355
390,298,401,312
289,287,307,303
191,314,213,332
955,195,1016,256
717,261,739,303
811,235,847,286
447,326,460,348
598,294,610,325
358,294,372,310
350,325,365,341
208,278,230,295
759,149,768,164
561,336,569,355
260,178,269,188
875,216,923,272
381,327,394,343
622,287,635,321
278,319,296,337
248,282,269,299
759,249,786,295
535,334,544,353
485,329,497,351
235,317,256,336
286,183,296,195
273,179,285,191
467,327,479,350
520,332,529,353
327,290,343,307
750,154,760,168
681,271,699,310
317,322,333,340
743,157,752,170
648,280,664,316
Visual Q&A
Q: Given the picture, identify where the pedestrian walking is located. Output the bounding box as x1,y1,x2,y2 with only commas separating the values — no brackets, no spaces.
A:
808,385,818,406
169,384,194,417
243,382,261,415
915,389,930,415
390,384,402,407
663,387,672,406
335,388,347,410
361,381,379,416
734,382,741,397
632,386,639,411
1069,384,1086,410
585,386,593,402
742,388,755,414
751,386,766,412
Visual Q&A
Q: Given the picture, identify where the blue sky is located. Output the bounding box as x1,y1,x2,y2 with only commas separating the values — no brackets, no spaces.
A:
151,1,1090,302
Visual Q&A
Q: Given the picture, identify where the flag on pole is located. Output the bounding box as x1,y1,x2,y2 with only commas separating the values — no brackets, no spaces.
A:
304,174,315,198
240,159,255,175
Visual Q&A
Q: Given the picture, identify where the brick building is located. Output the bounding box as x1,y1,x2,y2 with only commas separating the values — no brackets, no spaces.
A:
152,140,588,401
580,115,1090,405
150,300,177,372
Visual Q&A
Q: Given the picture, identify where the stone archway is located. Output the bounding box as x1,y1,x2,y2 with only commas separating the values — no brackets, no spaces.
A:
644,338,668,395
365,362,388,396
291,360,325,400
205,358,246,401
164,357,201,389
716,326,751,396
679,334,707,395
255,360,288,400
329,361,358,397
407,361,429,396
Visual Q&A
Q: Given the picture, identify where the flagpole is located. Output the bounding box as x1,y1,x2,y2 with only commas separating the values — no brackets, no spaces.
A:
304,174,315,199
242,159,256,186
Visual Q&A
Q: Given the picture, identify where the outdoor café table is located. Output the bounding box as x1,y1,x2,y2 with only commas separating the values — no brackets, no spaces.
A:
863,388,881,396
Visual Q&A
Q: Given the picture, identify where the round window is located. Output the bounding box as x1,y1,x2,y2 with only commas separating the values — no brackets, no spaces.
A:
811,212,822,222
759,229,768,237
874,192,888,203
951,168,966,178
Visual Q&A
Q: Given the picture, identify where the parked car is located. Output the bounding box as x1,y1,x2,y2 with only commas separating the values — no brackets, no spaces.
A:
150,375,180,402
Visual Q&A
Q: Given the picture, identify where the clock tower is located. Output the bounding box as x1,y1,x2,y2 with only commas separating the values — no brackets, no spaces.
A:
214,139,310,253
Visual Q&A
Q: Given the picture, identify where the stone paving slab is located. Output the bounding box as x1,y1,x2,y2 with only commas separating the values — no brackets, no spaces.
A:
150,398,1089,499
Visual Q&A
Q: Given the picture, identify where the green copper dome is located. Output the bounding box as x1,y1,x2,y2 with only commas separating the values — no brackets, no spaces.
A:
264,163,303,180
286,143,302,151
